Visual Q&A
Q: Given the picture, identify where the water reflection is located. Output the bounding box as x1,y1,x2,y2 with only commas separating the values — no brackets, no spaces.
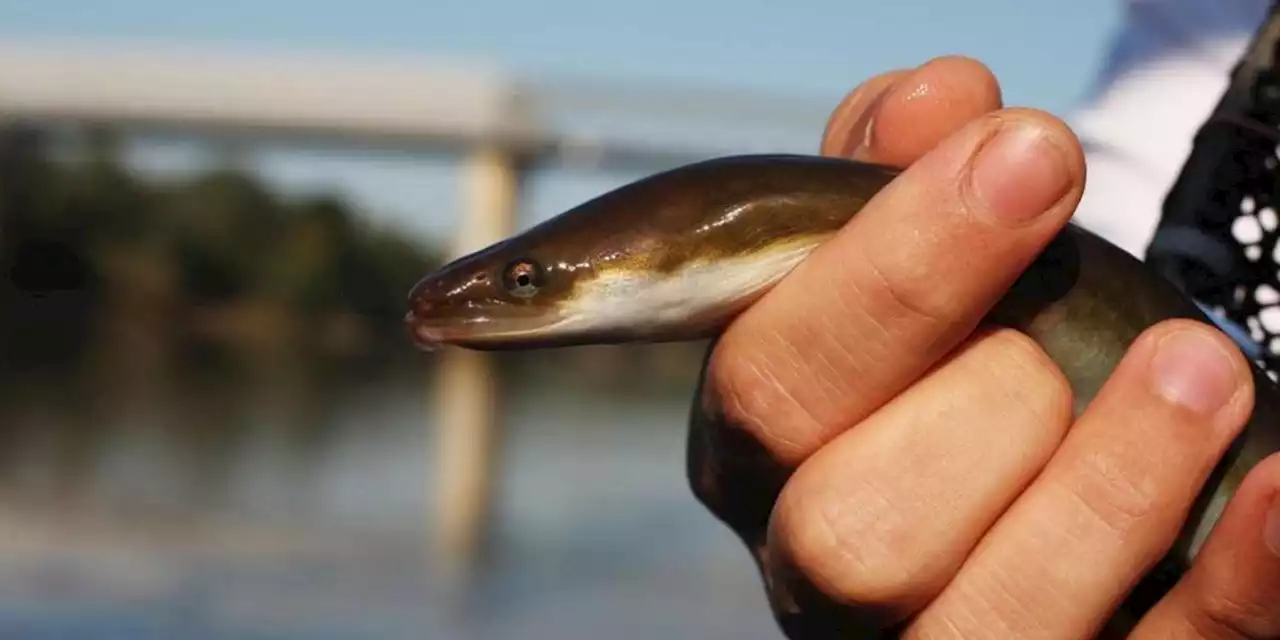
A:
0,336,780,638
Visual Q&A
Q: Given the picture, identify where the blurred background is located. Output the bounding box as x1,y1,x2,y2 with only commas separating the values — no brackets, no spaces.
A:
0,2,1121,638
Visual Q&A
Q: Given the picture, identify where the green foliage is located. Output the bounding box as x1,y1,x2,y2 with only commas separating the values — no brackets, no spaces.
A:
0,125,444,365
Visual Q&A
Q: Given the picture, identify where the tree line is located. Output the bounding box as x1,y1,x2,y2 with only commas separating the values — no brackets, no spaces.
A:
0,124,442,378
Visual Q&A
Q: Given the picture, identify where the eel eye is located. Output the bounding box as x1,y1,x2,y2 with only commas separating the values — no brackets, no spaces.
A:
502,259,542,298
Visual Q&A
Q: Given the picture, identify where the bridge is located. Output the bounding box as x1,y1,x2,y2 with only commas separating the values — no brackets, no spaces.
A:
0,38,833,582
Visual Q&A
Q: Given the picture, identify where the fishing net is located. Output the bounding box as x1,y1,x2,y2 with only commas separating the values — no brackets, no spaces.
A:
1147,3,1280,380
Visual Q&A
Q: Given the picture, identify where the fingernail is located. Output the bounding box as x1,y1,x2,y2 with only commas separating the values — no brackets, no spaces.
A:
1265,492,1280,557
970,121,1071,226
1150,329,1238,416
839,86,895,159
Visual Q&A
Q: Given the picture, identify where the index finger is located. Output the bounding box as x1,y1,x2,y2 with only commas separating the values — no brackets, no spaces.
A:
708,107,1084,464
688,57,1016,539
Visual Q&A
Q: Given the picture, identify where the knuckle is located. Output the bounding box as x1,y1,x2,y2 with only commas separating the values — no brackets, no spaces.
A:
773,472,932,613
705,338,824,464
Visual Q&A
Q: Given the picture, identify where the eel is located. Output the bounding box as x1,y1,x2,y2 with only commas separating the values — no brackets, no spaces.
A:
404,153,1280,616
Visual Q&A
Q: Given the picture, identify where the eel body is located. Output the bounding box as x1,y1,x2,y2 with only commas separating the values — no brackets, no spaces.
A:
405,153,1280,611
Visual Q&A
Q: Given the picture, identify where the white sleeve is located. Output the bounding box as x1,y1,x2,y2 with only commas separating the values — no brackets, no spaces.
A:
1066,0,1270,258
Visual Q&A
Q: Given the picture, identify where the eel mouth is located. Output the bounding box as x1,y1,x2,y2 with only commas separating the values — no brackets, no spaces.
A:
403,306,573,352
404,311,447,352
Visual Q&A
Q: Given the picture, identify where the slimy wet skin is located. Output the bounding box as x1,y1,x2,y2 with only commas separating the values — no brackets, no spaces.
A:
405,153,1280,610
406,155,893,350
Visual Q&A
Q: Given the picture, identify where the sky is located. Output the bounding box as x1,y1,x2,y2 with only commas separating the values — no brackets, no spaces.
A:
0,0,1124,246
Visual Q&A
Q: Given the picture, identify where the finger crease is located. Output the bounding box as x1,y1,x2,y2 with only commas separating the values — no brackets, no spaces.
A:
862,253,949,330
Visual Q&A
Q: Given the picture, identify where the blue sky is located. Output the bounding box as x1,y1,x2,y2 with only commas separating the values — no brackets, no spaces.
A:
0,1,1123,246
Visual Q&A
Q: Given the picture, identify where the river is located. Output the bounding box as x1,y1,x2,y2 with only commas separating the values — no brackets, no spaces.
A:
0,344,783,639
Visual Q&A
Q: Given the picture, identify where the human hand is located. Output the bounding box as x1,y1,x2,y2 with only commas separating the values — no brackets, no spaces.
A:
686,56,1280,638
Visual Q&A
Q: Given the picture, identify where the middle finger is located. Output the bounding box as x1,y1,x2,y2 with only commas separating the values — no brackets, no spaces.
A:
763,327,1075,630
907,320,1254,639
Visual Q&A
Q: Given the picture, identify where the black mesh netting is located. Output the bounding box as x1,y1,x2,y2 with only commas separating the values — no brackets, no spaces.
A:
1146,6,1280,381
